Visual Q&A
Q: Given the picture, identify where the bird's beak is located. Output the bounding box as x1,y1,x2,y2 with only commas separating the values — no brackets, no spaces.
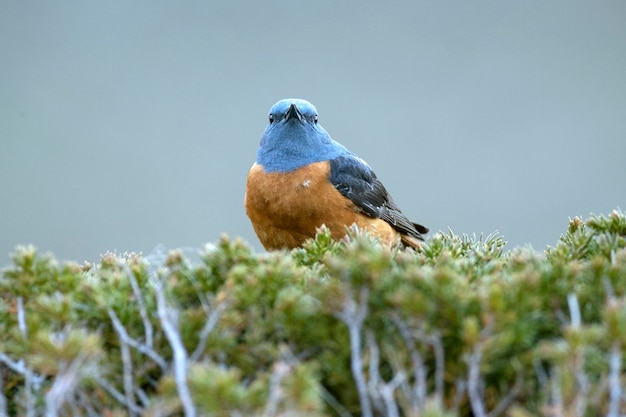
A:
285,103,303,123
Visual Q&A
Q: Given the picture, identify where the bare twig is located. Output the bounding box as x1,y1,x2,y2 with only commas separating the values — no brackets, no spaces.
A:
486,371,524,417
379,372,405,417
428,331,445,406
134,386,150,408
467,340,487,417
391,313,426,411
24,365,37,417
604,279,622,417
44,354,87,417
17,296,27,337
76,390,100,417
366,328,407,417
94,375,143,415
124,263,154,348
0,353,25,375
107,308,167,370
573,361,589,417
16,297,37,417
603,277,616,300
154,280,196,417
317,386,352,417
0,367,7,417
119,333,137,416
261,362,291,417
567,294,589,417
65,395,81,417
365,331,384,415
467,321,498,417
607,343,622,417
0,350,45,413
567,293,582,329
190,298,230,362
550,367,563,417
335,286,372,417
533,357,549,389
451,379,466,415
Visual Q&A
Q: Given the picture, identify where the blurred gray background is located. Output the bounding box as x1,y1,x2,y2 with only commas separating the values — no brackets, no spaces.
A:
2,1,625,263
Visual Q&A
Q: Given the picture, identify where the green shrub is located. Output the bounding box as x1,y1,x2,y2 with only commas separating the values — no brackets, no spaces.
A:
1,210,625,416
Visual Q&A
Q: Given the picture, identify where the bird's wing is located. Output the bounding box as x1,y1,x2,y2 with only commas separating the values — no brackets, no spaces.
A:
328,155,428,239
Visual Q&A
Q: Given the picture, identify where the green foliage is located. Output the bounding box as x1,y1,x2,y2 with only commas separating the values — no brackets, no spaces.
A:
1,211,626,416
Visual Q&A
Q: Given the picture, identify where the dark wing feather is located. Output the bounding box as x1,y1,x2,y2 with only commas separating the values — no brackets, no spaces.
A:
328,155,428,240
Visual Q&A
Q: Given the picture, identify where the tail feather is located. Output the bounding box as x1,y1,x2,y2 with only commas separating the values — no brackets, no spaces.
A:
401,234,424,250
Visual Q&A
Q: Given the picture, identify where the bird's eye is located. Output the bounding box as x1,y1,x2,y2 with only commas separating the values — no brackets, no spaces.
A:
314,115,318,124
269,114,274,123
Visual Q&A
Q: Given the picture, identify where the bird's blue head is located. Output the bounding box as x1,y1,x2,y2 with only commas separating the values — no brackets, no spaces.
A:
256,98,348,173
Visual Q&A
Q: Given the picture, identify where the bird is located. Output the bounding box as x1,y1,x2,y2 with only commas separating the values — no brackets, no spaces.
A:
244,98,428,250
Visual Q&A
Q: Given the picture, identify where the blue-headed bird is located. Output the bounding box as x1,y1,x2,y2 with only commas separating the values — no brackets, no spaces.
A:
245,98,428,250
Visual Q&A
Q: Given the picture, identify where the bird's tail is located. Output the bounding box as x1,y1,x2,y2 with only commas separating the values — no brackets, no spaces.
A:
400,234,424,250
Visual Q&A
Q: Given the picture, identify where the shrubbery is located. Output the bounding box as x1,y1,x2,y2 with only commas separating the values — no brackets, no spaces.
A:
1,210,625,416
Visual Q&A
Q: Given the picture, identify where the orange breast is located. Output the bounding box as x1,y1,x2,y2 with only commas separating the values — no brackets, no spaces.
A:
244,161,401,250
